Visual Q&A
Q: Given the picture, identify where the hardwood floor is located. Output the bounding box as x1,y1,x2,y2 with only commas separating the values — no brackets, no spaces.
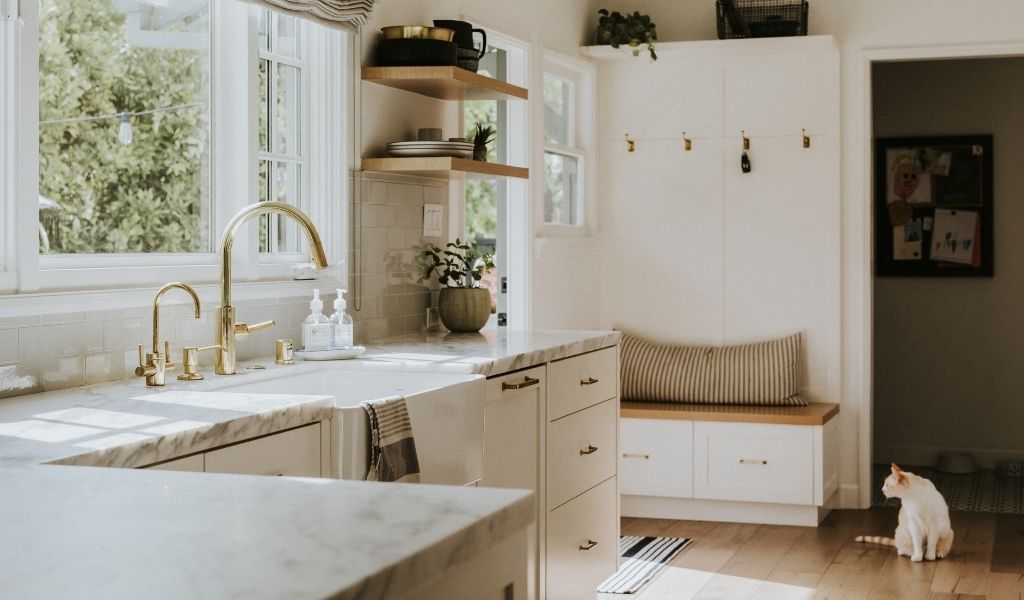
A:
599,509,1024,599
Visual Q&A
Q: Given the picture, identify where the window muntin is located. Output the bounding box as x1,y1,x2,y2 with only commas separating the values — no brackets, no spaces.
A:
542,71,583,227
37,0,212,254
257,9,304,255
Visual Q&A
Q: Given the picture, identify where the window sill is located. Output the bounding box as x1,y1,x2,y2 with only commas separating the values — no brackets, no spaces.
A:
0,277,344,320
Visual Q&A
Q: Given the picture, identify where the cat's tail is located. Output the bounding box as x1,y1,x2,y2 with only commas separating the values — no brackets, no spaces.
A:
855,535,895,546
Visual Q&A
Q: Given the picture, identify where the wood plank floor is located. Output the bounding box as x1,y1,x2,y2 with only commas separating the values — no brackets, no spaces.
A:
599,509,1024,600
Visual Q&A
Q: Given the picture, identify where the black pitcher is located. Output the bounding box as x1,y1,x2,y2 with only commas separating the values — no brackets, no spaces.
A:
433,20,487,58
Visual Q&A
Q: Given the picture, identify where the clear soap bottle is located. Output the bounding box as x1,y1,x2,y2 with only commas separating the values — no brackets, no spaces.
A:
302,289,331,352
330,289,354,349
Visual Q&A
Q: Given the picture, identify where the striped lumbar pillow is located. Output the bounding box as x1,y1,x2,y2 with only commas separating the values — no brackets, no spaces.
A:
620,332,806,406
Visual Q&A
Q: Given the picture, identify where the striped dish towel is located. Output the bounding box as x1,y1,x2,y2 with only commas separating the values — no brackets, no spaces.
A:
360,396,420,483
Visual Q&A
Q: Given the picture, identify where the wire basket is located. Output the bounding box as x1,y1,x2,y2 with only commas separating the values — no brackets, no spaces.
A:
716,0,808,39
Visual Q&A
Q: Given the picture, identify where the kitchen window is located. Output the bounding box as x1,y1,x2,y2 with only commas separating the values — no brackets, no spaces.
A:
0,0,347,296
540,53,594,234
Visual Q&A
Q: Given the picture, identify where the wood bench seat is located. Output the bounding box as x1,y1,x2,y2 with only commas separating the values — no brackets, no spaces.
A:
620,400,839,426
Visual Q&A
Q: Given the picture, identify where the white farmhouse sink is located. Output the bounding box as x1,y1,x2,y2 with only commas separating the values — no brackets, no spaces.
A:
219,366,484,486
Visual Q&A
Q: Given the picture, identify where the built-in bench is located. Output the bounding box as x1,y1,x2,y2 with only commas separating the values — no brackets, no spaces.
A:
619,401,841,527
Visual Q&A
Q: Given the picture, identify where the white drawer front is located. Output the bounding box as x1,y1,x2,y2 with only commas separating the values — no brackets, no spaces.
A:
693,421,813,505
547,477,618,600
205,423,321,477
547,399,617,508
620,418,693,498
548,347,618,421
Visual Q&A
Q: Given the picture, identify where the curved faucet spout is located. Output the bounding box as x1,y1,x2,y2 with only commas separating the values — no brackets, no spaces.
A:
216,201,329,375
219,201,329,308
152,282,202,355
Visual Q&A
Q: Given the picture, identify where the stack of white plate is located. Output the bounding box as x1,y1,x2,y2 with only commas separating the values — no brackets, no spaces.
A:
387,140,474,158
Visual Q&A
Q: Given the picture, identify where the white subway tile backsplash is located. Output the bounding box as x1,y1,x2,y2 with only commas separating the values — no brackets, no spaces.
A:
86,353,124,386
0,328,19,364
42,356,86,391
0,361,42,398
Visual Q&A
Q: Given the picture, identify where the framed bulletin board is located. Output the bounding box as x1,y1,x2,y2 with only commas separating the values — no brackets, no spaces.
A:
875,135,993,277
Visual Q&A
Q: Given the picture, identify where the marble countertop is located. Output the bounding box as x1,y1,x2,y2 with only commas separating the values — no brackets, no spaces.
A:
360,328,621,376
0,465,533,600
0,328,617,599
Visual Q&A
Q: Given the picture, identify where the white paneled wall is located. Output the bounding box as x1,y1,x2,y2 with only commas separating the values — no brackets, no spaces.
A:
591,36,840,408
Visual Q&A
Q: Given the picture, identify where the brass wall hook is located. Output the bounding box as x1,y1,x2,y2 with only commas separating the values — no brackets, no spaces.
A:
625,133,635,153
802,129,811,148
682,132,692,151
742,130,750,150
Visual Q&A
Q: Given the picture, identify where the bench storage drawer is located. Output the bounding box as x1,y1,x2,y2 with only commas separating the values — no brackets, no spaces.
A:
693,421,813,505
620,418,693,498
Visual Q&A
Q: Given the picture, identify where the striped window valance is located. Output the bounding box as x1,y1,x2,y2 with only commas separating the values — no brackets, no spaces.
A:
620,332,806,406
240,0,376,31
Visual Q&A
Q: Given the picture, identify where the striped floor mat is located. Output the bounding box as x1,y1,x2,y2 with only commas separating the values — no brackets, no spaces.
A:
872,464,1024,514
596,535,693,594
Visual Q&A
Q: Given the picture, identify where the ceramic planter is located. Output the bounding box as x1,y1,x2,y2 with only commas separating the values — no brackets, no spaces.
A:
438,287,490,332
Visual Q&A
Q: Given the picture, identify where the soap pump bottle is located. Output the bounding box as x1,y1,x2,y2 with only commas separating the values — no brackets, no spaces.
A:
330,289,354,349
302,289,331,352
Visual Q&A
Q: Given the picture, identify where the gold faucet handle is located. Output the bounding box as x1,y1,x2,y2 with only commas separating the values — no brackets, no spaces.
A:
163,341,177,371
235,319,276,340
134,344,156,378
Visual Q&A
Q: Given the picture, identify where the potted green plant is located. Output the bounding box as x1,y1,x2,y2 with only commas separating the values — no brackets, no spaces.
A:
472,123,495,161
595,9,658,60
423,239,495,332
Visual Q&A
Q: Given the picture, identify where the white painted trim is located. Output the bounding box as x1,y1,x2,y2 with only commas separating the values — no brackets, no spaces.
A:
582,35,838,61
0,277,341,319
622,494,830,527
855,40,1024,511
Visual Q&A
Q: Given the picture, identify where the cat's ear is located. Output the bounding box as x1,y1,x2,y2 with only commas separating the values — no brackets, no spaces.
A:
891,463,907,484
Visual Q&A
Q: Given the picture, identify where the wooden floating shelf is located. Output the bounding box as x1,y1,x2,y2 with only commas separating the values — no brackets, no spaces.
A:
361,157,529,180
362,66,529,101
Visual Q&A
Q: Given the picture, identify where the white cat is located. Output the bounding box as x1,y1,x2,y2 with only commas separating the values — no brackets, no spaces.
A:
855,463,955,562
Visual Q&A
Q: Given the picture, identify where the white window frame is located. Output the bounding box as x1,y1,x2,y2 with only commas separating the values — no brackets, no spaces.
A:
537,50,596,238
0,0,347,306
454,24,531,329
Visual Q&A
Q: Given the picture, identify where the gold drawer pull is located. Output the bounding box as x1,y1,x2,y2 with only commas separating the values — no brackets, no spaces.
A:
578,539,598,551
622,452,650,460
502,376,540,391
738,459,768,465
580,377,599,386
579,445,598,456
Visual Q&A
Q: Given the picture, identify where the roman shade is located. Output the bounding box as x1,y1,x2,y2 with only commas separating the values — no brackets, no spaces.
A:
240,0,376,31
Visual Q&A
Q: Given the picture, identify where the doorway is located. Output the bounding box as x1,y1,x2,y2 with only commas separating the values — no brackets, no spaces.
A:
869,55,1024,514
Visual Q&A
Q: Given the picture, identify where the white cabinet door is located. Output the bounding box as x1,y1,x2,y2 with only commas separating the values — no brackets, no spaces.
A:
546,477,618,600
693,421,813,505
481,366,545,600
481,366,544,491
722,137,839,400
601,57,723,139
620,418,693,498
723,42,838,136
204,423,322,477
602,136,725,345
146,453,204,472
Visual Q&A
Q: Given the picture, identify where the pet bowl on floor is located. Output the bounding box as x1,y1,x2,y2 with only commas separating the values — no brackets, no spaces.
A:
997,459,1024,477
937,451,977,474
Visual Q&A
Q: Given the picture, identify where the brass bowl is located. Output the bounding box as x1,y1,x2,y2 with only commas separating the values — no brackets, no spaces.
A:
380,26,455,42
